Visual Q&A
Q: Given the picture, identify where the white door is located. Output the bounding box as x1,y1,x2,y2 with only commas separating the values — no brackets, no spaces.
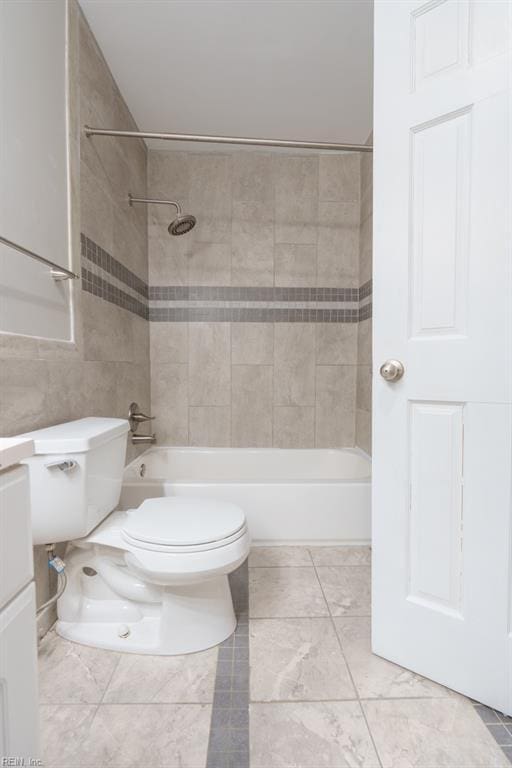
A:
372,0,512,714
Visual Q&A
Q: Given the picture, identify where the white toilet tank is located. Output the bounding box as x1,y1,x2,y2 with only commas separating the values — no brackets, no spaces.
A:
21,418,129,545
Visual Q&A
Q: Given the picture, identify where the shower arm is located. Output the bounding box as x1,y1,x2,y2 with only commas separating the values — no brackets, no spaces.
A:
128,194,182,214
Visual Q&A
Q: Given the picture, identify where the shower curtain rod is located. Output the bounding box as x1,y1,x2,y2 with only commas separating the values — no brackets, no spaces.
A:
84,126,373,153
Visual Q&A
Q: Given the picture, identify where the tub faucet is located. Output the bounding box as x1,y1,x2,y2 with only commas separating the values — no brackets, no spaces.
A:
128,402,156,445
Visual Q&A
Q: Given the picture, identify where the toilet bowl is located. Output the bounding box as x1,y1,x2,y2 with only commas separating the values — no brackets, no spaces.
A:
58,497,250,654
21,418,250,655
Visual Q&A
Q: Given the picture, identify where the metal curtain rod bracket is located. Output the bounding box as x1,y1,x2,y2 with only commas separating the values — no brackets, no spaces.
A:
0,236,78,280
84,126,373,153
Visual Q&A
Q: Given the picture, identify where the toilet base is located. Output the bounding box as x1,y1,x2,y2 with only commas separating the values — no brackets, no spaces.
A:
56,573,237,655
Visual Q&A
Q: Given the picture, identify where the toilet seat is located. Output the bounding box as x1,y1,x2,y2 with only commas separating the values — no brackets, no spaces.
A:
121,497,247,553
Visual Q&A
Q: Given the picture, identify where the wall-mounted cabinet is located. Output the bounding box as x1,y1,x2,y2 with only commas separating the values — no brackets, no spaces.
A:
0,0,75,340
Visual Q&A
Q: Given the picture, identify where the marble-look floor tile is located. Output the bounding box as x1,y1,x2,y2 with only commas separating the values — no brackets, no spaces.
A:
310,545,371,567
38,631,120,704
250,701,380,767
40,704,98,768
249,546,313,567
249,567,328,618
42,703,212,767
103,646,218,703
316,566,371,616
334,617,451,699
363,698,509,768
250,618,355,701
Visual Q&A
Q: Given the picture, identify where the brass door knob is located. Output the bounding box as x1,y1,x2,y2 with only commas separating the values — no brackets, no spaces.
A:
379,359,404,382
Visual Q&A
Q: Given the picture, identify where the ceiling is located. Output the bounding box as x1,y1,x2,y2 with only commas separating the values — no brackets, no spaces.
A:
79,0,373,152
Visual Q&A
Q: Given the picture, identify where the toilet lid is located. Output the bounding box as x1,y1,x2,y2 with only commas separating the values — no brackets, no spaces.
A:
121,497,246,547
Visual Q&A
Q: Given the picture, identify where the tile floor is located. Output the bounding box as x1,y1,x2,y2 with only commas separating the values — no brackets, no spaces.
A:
38,546,511,768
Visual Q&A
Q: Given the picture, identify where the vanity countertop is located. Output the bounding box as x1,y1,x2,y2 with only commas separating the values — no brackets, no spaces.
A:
0,438,34,471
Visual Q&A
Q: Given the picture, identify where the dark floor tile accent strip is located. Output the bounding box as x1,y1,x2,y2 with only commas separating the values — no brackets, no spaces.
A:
474,703,512,763
206,560,250,768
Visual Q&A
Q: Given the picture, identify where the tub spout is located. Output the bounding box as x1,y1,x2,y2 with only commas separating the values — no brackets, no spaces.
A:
131,433,156,445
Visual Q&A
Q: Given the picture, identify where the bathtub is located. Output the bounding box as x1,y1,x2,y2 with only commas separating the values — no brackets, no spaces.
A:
119,447,371,544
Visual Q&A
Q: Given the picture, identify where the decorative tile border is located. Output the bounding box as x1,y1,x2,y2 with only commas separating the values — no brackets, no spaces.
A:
80,234,373,323
206,560,250,768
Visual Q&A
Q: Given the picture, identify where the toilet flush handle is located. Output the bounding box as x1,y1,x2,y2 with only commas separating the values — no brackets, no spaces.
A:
45,459,78,472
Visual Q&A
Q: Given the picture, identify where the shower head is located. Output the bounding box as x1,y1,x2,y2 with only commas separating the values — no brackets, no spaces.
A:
168,212,196,236
128,193,196,236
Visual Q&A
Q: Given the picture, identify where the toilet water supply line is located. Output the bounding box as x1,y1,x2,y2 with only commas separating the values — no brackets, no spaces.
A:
36,545,67,615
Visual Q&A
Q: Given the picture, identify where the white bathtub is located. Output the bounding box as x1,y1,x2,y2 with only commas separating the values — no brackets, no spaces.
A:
119,447,371,544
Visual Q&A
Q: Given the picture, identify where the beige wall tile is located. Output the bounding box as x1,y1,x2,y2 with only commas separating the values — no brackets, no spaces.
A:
132,315,151,366
113,204,147,283
319,154,360,202
81,293,134,362
231,323,273,365
80,159,114,254
0,359,49,436
359,214,372,286
317,202,359,287
360,178,373,228
274,244,317,287
149,223,189,285
232,365,273,447
83,362,119,418
151,363,188,444
189,154,232,243
274,156,318,245
148,150,189,200
274,324,315,406
45,360,89,425
357,319,372,365
150,323,188,364
188,323,231,406
232,201,274,286
356,365,372,412
315,365,356,447
188,242,231,286
189,406,231,447
316,324,358,365
316,365,357,412
273,406,315,448
233,152,273,203
356,409,372,456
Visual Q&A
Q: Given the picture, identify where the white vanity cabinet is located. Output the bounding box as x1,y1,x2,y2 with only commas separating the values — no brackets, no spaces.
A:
0,439,39,762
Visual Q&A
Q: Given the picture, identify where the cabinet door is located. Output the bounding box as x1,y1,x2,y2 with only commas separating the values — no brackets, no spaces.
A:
0,583,39,761
0,464,33,607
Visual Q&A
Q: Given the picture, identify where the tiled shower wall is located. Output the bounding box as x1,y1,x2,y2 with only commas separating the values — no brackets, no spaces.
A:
356,147,373,454
0,3,150,631
147,149,371,448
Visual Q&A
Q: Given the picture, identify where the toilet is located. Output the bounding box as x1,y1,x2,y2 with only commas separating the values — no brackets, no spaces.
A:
21,417,250,654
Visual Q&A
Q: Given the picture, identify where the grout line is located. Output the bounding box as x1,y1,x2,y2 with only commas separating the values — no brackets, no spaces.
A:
312,558,384,768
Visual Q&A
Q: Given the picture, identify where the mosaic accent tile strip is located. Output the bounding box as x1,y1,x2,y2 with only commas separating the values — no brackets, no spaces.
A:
80,234,373,323
81,267,148,319
81,234,148,299
149,307,360,323
206,560,250,768
149,286,360,302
